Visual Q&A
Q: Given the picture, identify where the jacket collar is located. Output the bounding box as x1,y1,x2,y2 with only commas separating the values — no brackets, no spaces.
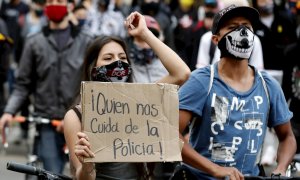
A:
42,22,80,38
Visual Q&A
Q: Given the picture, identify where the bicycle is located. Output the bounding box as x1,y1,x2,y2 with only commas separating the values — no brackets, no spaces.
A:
224,173,300,180
225,154,300,180
242,176,300,179
170,154,300,180
287,154,300,178
7,161,71,180
1,115,69,180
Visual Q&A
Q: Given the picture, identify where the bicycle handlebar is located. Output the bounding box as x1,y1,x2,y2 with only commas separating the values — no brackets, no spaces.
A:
244,176,300,179
294,154,300,163
13,116,62,127
7,161,42,176
1,116,62,148
7,162,72,180
224,176,300,180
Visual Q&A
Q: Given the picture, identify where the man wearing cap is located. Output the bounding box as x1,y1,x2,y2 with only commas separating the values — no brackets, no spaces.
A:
178,4,296,179
195,0,264,71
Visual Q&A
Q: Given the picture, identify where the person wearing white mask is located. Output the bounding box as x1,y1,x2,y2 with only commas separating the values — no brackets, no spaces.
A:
196,0,264,70
178,4,296,179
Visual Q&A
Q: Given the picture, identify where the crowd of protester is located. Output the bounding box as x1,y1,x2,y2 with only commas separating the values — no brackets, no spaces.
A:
0,0,299,179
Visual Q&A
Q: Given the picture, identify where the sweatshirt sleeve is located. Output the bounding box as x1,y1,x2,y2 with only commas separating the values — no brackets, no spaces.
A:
4,37,35,115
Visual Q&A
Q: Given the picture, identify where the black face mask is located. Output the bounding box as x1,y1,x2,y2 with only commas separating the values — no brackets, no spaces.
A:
91,60,132,82
77,19,86,27
205,11,215,18
257,3,274,15
34,9,44,17
98,0,109,10
141,2,160,16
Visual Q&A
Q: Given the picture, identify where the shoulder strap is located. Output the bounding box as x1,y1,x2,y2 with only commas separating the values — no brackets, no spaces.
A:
209,40,216,64
189,64,215,133
257,71,270,105
256,70,271,165
72,105,82,122
208,64,214,96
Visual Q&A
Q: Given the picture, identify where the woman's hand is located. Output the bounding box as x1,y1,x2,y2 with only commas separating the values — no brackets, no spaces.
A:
74,132,95,163
124,11,150,40
0,113,13,133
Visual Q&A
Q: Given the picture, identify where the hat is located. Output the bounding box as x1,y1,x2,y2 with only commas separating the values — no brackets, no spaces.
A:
211,4,260,35
144,15,161,37
205,0,217,7
32,0,45,5
98,0,110,7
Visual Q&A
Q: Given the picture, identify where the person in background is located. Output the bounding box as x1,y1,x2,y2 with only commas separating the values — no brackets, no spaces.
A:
128,15,168,83
134,0,176,49
0,0,29,119
78,0,95,16
72,4,88,28
18,0,47,139
127,14,179,179
190,0,219,71
84,0,126,38
0,0,29,64
0,0,93,174
0,18,13,116
250,1,297,166
178,4,296,179
252,0,297,70
282,2,300,154
288,0,300,38
21,0,47,38
64,11,190,180
173,0,198,68
112,0,133,17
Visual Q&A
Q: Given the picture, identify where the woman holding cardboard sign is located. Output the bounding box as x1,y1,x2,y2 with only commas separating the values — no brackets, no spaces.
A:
64,11,190,180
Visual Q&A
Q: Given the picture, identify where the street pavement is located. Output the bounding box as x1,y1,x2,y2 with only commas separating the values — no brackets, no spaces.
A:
0,124,71,180
0,146,27,179
0,124,28,179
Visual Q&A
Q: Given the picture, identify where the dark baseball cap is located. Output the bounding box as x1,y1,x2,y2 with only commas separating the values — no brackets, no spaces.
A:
211,4,260,35
205,0,217,7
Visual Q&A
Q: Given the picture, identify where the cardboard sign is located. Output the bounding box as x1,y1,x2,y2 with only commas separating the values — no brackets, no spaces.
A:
81,82,182,162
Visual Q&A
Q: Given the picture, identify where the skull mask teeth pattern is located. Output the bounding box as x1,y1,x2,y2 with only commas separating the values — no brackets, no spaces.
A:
225,25,254,59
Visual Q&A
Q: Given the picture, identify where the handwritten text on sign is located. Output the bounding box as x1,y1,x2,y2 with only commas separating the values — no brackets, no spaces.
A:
81,82,182,162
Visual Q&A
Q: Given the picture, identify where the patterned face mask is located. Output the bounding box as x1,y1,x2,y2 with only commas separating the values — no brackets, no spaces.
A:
91,60,132,82
218,25,254,60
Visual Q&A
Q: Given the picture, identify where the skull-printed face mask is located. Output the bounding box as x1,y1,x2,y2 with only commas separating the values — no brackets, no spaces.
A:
218,25,254,60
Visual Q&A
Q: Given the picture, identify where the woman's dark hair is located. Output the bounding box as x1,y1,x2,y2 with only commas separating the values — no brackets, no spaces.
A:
73,4,86,13
82,35,132,81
